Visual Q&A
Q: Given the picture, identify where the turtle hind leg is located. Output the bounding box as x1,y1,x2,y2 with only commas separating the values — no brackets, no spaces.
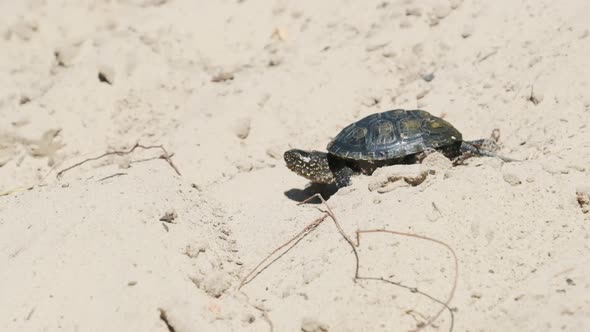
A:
459,141,520,163
465,138,500,152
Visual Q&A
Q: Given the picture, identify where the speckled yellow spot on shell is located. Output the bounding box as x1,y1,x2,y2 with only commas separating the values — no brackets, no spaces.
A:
353,127,368,139
375,121,394,135
430,121,443,129
402,119,421,130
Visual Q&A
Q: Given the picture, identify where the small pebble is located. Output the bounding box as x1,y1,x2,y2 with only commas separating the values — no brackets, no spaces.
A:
55,43,82,67
449,0,464,9
236,161,254,172
405,7,422,16
576,191,590,213
382,51,397,58
301,317,329,332
542,164,563,175
211,71,234,82
8,21,37,41
234,117,251,139
503,173,522,186
461,24,474,38
98,65,115,85
528,56,542,68
400,19,412,28
416,89,430,100
428,17,440,26
366,41,390,52
271,27,288,41
199,272,231,298
422,73,435,82
268,56,283,67
433,5,452,19
266,146,282,160
361,96,380,107
184,241,208,258
412,43,424,55
529,88,544,105
242,314,256,324
159,210,177,223
567,164,585,172
118,157,131,169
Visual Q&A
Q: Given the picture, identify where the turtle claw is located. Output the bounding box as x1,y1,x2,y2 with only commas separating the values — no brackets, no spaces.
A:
416,148,438,163
452,151,474,166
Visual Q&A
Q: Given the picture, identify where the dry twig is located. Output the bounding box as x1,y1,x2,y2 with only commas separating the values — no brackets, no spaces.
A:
240,194,458,332
240,214,328,288
56,143,181,178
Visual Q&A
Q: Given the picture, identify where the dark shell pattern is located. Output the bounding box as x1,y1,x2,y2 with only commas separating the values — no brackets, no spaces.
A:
326,109,463,161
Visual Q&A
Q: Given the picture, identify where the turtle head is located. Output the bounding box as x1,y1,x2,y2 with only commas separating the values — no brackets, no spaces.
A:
284,149,335,184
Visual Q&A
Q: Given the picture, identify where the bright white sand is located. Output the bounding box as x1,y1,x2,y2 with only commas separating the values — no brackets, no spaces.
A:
1,0,590,331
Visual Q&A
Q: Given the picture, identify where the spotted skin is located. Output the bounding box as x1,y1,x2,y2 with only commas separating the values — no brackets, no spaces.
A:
285,109,517,188
284,149,335,184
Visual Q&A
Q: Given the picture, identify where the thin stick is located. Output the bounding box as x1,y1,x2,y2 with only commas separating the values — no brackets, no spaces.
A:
97,172,128,182
356,229,458,331
301,194,361,275
253,304,274,332
309,194,456,331
241,193,458,332
239,214,328,289
237,290,275,332
56,143,181,178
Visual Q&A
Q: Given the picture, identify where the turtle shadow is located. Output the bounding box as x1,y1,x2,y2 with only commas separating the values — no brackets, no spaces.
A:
284,183,339,203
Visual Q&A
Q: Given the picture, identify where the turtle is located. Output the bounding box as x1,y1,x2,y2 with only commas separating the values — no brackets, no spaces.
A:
284,109,516,188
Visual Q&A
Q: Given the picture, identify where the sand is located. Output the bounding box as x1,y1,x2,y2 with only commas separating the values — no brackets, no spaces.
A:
1,0,590,331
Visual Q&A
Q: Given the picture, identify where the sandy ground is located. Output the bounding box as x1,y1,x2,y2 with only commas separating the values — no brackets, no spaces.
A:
1,0,590,331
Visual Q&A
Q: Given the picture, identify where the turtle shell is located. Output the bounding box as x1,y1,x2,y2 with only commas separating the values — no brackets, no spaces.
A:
326,109,463,161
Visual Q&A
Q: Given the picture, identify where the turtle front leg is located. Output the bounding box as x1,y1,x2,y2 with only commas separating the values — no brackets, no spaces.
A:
452,147,474,166
333,166,355,188
326,154,356,188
